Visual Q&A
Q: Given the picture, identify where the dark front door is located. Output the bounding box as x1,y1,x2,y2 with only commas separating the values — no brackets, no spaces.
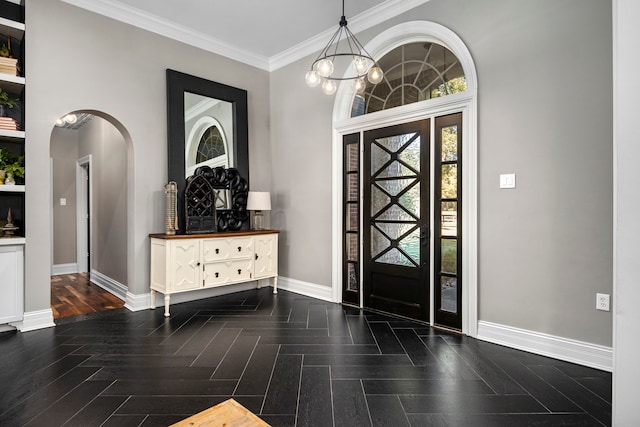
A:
363,120,430,321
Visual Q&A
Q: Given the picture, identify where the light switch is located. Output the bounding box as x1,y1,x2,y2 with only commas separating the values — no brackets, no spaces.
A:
60,198,67,206
499,173,516,189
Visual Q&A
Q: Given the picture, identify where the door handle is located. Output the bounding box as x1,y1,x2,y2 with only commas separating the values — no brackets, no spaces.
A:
420,227,429,246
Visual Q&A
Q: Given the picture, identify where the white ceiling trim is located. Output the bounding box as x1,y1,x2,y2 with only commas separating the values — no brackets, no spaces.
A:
61,0,271,70
60,0,431,72
269,0,432,71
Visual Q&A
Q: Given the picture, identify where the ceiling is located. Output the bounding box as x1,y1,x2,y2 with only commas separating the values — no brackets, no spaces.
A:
61,0,430,70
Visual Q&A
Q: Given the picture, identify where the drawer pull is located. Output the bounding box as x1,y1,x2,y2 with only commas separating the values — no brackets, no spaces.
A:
238,246,242,252
237,269,242,275
215,248,219,254
255,253,258,260
197,262,200,266
215,272,219,278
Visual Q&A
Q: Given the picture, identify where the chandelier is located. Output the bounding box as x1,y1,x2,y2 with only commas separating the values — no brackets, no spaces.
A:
305,0,384,95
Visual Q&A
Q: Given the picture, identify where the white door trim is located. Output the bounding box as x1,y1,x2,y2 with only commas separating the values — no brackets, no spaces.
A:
330,21,478,337
76,155,92,273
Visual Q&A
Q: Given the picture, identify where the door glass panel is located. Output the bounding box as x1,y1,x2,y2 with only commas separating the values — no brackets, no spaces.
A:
378,161,416,178
376,223,416,241
441,164,458,198
398,229,420,264
371,187,390,216
346,143,359,172
377,178,416,197
441,201,457,237
346,203,358,231
371,144,391,173
375,132,417,153
397,138,421,171
346,234,359,262
398,183,420,216
377,204,415,222
371,227,390,259
347,263,358,291
377,248,414,266
441,125,458,161
441,238,457,274
440,276,457,313
347,174,359,202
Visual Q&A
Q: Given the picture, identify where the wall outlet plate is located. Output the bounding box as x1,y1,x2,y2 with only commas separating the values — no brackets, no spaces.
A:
596,293,610,311
499,173,516,189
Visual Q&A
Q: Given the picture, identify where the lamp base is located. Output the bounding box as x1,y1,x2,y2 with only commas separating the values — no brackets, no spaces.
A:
253,211,264,230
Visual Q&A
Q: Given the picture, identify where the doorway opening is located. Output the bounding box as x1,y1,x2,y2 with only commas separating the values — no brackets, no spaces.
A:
50,111,129,319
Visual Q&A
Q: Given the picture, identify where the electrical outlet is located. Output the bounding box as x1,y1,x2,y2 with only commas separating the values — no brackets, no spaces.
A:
596,293,610,311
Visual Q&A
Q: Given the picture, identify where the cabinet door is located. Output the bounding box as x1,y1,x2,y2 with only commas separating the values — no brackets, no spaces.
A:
255,234,278,279
169,240,201,291
0,245,23,323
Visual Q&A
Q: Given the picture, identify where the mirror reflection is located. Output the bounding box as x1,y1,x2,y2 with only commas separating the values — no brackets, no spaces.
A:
184,92,234,177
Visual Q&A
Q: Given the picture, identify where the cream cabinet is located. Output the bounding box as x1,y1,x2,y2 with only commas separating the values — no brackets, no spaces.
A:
150,230,278,316
0,243,24,325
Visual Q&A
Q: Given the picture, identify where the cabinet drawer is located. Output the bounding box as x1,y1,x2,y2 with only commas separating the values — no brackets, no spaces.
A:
202,237,254,262
203,259,253,287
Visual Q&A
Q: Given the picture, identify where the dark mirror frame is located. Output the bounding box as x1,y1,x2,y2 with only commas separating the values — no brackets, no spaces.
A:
166,69,249,233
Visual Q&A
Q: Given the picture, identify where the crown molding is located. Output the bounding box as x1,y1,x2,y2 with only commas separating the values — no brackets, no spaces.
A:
61,0,431,72
61,0,271,70
269,0,432,71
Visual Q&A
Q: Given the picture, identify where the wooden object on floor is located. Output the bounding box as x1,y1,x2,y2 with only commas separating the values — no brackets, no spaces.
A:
170,398,270,427
51,273,125,319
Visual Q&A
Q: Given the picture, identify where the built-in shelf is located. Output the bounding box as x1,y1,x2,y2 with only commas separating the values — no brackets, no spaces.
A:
0,185,24,193
0,17,24,39
0,129,25,140
0,237,25,246
0,73,25,92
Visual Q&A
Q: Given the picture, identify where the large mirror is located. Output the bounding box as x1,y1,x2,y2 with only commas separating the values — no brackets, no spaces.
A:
167,69,249,233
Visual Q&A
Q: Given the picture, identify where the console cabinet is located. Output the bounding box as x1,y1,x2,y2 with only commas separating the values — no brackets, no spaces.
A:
149,230,278,316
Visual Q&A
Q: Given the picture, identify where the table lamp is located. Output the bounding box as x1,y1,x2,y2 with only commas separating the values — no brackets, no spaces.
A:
247,191,271,230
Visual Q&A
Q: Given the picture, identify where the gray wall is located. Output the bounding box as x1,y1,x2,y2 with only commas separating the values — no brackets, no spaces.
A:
77,117,128,285
51,128,78,265
25,0,271,311
270,0,612,346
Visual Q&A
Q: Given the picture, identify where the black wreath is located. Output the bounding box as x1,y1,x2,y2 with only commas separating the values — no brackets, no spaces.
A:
193,166,249,231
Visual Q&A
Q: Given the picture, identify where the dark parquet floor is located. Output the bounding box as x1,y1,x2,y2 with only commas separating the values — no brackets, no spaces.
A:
0,288,611,426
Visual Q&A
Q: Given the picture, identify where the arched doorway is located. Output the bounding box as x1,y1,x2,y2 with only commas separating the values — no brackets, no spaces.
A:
332,21,479,335
50,111,131,319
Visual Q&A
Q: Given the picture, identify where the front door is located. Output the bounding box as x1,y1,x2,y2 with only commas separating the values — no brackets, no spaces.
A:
363,120,430,321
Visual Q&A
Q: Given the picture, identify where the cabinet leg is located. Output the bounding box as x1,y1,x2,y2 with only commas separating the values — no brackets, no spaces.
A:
164,295,171,317
273,276,278,294
150,289,156,309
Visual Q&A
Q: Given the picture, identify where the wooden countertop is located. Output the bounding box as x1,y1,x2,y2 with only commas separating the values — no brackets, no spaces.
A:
149,229,279,240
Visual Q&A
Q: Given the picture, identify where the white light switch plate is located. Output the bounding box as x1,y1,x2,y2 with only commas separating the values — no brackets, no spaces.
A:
500,173,516,189
60,198,67,206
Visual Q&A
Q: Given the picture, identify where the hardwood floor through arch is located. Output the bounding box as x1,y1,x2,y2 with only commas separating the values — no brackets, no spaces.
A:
51,273,125,319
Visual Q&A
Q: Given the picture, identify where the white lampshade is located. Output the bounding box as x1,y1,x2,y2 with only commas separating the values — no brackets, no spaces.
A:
247,191,271,211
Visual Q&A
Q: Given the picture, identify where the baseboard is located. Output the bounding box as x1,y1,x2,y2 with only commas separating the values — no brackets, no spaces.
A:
477,320,613,372
277,276,334,302
125,291,151,312
90,269,128,301
12,309,56,332
52,263,78,275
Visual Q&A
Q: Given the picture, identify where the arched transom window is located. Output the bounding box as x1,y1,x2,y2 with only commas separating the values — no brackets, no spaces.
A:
352,42,467,117
196,125,225,164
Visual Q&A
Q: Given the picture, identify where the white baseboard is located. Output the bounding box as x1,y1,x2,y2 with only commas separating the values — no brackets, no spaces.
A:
125,291,151,312
52,263,78,275
277,276,334,302
12,309,56,332
477,320,612,372
90,269,128,301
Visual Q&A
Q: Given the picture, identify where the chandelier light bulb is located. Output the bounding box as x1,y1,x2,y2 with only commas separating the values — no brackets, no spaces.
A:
64,113,77,124
352,78,366,94
305,70,321,87
321,79,337,95
315,58,334,78
353,56,371,75
367,66,384,84
55,118,65,127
